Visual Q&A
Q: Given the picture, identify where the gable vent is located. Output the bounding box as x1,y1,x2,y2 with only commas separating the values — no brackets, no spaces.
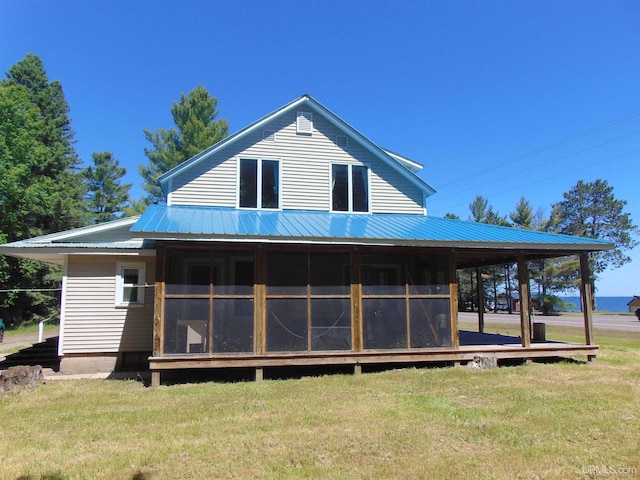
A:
336,135,348,148
296,111,313,134
263,130,276,142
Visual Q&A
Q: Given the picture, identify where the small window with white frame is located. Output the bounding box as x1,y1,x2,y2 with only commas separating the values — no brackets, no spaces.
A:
116,262,146,307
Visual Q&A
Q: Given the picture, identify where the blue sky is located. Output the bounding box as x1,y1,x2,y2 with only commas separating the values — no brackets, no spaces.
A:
1,0,639,297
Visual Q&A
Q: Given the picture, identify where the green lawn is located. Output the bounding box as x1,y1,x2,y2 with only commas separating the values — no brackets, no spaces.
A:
1,326,639,480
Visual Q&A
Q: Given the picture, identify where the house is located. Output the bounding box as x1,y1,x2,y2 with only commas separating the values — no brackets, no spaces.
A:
628,296,640,313
0,95,612,386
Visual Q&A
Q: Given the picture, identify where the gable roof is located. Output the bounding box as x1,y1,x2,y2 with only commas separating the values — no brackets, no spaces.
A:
157,94,437,199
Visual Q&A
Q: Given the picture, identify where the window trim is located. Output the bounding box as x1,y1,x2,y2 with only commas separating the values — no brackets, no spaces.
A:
115,262,146,308
330,163,371,214
237,157,282,210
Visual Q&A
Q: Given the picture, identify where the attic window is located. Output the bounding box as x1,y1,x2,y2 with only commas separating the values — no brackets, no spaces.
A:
263,130,276,142
296,111,313,135
336,135,348,148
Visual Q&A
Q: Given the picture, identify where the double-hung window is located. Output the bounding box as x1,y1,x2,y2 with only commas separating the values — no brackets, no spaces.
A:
116,262,146,307
331,164,369,212
239,158,280,209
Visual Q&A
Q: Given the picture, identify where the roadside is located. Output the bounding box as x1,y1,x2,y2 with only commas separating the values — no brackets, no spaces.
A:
459,311,640,333
0,329,59,361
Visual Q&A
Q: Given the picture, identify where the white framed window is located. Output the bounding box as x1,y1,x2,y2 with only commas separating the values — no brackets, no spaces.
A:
238,158,281,209
331,163,370,213
116,262,146,307
296,111,313,134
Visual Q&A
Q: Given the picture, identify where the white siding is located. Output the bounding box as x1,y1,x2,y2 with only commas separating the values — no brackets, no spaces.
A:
169,111,425,214
62,255,154,354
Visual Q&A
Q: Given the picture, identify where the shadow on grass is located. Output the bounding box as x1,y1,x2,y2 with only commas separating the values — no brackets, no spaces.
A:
17,471,152,480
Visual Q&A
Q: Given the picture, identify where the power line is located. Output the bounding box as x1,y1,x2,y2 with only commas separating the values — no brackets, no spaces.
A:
429,148,640,215
437,108,640,190
433,129,640,204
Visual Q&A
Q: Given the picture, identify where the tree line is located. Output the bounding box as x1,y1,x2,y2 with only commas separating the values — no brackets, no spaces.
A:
0,53,637,325
450,187,637,314
0,54,227,326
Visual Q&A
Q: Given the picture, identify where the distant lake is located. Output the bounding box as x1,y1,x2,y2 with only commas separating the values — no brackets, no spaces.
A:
560,296,632,313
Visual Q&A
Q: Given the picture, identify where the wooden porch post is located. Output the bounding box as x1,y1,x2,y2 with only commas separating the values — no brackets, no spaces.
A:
351,248,362,353
449,250,459,350
579,253,595,351
517,254,531,349
476,266,485,334
151,244,166,388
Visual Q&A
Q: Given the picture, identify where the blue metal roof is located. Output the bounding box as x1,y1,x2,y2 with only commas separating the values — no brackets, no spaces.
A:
131,205,611,250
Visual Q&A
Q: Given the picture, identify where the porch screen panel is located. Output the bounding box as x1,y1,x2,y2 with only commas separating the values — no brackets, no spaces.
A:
362,255,405,296
213,299,254,353
165,250,211,295
407,254,450,295
362,298,407,349
267,253,307,296
310,253,350,295
164,298,209,354
409,298,451,348
266,298,308,351
311,299,351,350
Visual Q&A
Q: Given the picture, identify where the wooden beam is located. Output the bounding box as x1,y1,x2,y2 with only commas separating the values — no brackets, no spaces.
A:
476,266,485,334
153,244,166,357
151,370,161,388
254,248,265,355
351,248,362,352
449,250,459,348
579,253,595,346
517,253,531,348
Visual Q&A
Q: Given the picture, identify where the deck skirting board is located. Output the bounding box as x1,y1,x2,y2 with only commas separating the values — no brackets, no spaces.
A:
149,344,598,371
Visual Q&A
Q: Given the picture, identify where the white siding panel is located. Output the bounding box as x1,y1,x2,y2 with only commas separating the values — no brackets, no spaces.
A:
62,256,154,354
169,110,424,214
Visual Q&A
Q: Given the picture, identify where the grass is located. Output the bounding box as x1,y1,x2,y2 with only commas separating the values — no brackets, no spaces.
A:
1,326,639,480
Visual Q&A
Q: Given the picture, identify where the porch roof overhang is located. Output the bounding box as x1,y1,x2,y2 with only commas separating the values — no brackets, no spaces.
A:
132,205,612,267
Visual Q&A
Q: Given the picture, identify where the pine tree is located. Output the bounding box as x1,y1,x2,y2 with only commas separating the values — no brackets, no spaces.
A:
552,179,638,276
83,152,132,223
509,197,535,229
0,54,87,325
3,53,87,232
140,85,229,203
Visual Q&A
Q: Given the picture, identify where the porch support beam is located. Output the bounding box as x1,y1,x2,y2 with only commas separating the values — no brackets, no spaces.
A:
153,244,166,357
476,266,485,334
449,250,459,349
517,253,531,348
579,253,595,349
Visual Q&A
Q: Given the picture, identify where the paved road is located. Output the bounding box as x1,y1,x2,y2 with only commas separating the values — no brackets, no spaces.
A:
459,311,640,333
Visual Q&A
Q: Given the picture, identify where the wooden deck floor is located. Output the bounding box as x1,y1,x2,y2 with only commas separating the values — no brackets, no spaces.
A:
150,330,598,375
